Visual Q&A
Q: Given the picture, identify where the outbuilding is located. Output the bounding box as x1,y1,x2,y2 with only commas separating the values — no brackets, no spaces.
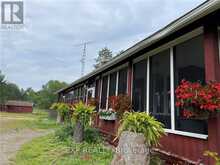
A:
5,100,33,113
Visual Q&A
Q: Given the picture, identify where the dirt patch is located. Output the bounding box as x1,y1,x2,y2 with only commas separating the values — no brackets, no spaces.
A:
0,129,49,165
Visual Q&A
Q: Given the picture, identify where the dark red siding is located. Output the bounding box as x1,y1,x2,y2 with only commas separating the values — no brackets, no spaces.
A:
6,105,33,113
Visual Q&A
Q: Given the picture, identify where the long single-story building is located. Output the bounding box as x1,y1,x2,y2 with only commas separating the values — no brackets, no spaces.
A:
5,100,33,113
57,1,220,164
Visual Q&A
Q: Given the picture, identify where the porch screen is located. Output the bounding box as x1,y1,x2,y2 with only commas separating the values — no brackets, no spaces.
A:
101,76,108,109
118,68,127,95
132,60,147,112
150,49,171,129
109,72,117,97
174,35,207,134
95,79,100,111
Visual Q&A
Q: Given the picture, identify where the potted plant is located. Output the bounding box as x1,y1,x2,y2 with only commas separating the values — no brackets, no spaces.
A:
111,112,165,165
108,95,132,120
99,108,116,120
72,101,95,143
175,80,220,119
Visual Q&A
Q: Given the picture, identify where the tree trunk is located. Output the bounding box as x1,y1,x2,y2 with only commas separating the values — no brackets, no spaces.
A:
73,120,84,143
56,112,64,124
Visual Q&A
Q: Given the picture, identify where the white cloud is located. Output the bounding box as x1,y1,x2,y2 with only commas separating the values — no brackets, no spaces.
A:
0,0,206,90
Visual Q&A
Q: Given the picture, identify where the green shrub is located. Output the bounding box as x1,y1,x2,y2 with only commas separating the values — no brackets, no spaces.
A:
117,112,165,147
55,124,75,141
72,101,95,126
84,127,102,144
50,102,71,122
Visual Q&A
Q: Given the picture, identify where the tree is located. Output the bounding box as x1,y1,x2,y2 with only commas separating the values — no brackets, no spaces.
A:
0,70,6,84
94,47,113,69
36,80,68,109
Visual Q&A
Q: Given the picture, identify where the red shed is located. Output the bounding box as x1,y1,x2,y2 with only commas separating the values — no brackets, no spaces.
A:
5,100,33,113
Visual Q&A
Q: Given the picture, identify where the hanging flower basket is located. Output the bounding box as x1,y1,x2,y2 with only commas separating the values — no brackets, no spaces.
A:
175,80,220,120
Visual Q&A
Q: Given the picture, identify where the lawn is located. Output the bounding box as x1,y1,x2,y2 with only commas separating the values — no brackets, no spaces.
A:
13,133,113,165
0,109,57,133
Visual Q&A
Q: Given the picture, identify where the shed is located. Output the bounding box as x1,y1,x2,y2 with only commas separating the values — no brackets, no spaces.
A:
5,100,33,113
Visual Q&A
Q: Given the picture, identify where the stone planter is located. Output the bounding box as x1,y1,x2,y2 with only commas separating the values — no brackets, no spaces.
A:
111,131,150,165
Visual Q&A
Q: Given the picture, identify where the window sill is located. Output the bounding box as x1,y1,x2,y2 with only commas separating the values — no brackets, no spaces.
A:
164,129,208,140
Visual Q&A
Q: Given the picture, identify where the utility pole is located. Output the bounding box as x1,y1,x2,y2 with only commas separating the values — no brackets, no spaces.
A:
74,41,94,76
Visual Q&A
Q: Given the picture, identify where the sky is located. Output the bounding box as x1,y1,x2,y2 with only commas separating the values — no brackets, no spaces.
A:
0,0,206,91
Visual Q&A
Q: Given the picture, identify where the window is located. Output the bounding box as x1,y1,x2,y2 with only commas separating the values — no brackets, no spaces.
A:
118,68,127,95
150,49,171,129
101,76,108,109
174,35,207,134
132,60,147,112
74,88,78,101
109,72,117,96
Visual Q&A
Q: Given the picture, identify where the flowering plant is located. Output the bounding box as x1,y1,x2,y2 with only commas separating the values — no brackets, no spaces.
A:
108,95,132,119
175,80,220,119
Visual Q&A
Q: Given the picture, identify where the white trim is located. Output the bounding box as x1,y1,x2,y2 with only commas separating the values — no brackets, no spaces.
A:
164,129,208,140
132,27,203,65
218,26,220,64
130,64,133,102
102,62,128,76
116,71,119,96
106,75,110,110
99,78,103,111
170,47,175,131
146,56,150,114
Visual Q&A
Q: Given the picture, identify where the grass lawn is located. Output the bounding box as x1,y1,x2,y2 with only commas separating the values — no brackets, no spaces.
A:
13,133,113,165
0,109,57,133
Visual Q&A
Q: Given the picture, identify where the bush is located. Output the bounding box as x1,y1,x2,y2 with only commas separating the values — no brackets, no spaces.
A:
55,123,75,141
84,127,102,144
117,112,165,147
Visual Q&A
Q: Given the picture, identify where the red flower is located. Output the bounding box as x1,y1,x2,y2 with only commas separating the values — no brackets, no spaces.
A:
175,80,220,117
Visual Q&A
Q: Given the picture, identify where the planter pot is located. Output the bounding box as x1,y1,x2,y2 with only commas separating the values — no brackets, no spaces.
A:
99,113,116,121
111,131,150,165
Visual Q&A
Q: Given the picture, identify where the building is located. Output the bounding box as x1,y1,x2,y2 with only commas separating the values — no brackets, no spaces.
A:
5,100,33,113
57,1,220,164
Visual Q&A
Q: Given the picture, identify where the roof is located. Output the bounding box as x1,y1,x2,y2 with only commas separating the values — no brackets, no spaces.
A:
58,0,220,94
6,100,33,107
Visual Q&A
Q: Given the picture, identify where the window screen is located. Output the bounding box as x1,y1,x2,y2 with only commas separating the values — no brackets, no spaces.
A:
118,68,127,95
149,49,171,129
174,35,207,134
132,60,147,112
109,72,117,96
101,76,108,109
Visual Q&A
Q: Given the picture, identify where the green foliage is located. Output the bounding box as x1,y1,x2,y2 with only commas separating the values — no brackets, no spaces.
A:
117,112,165,147
94,47,113,68
0,73,24,104
84,127,102,144
36,80,68,109
72,101,95,126
204,151,220,165
99,110,115,117
0,109,57,133
50,102,71,122
14,134,113,165
55,123,75,141
0,71,68,109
